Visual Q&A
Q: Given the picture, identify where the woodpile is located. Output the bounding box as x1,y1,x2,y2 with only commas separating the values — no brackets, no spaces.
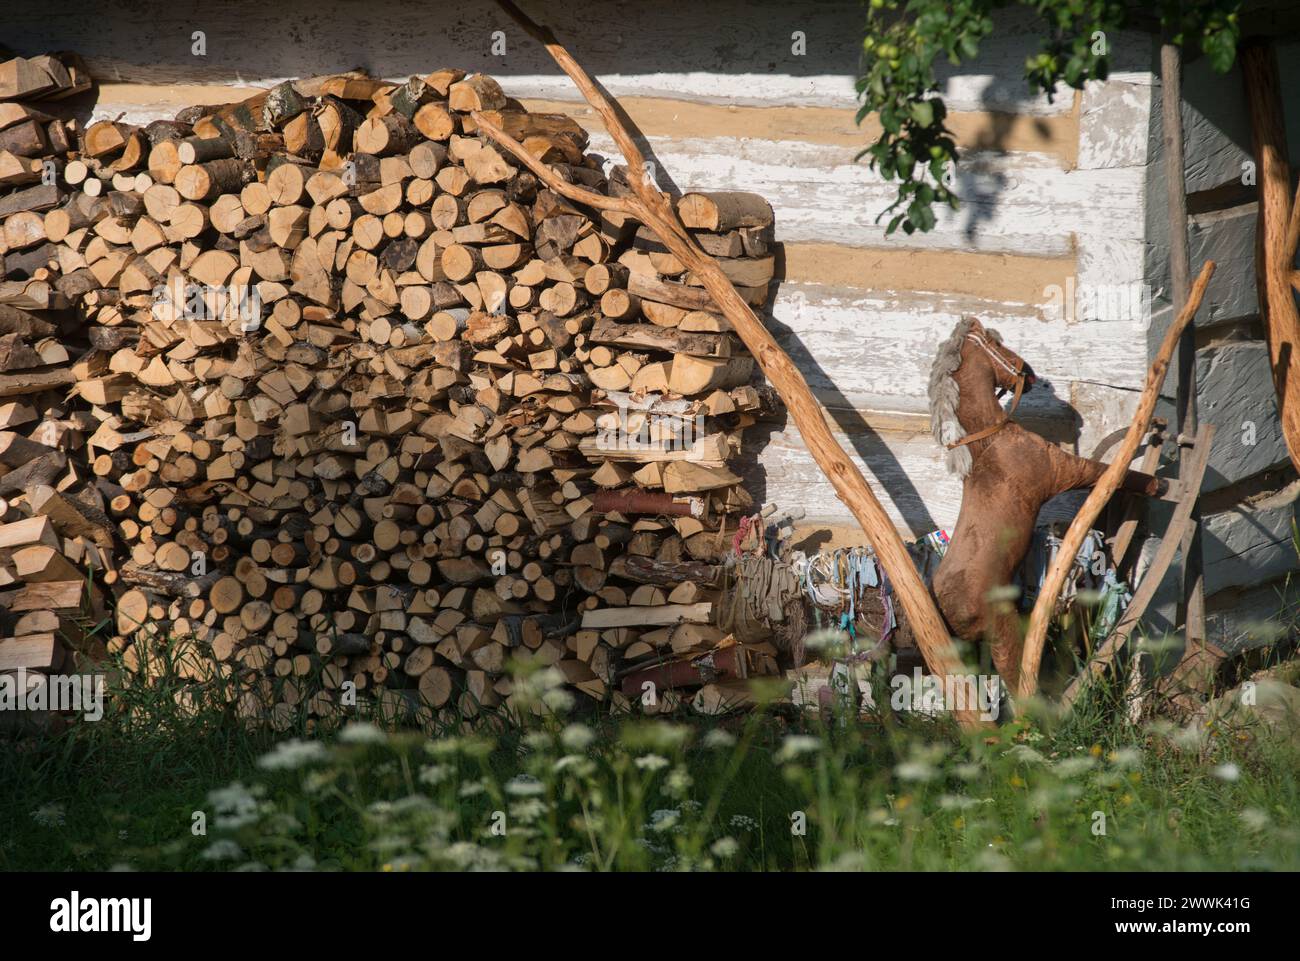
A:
0,58,788,727
0,51,92,103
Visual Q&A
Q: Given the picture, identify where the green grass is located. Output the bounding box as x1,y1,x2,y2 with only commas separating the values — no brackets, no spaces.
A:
3,654,1298,872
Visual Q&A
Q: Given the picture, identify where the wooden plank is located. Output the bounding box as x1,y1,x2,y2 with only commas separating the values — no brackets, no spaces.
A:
1161,41,1206,650
0,633,63,671
1110,422,1166,571
581,602,713,629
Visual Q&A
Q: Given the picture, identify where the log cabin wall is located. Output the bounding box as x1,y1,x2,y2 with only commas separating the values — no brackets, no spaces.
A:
7,1,1295,649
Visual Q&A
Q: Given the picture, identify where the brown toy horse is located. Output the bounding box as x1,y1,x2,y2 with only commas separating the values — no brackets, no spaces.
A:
927,317,1164,692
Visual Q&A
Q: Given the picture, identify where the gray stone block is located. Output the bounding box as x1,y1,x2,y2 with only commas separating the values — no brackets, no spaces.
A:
1196,341,1289,490
1202,482,1300,595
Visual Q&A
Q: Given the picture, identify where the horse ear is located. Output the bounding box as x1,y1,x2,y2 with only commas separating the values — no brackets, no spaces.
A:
967,316,984,332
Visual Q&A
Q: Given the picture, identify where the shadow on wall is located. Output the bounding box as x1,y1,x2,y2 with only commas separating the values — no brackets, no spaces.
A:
955,82,1057,242
738,298,942,539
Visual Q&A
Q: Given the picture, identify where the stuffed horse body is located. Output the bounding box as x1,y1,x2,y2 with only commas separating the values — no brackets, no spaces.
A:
928,317,1163,691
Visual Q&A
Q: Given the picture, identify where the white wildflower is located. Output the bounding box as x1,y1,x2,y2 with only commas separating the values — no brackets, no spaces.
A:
505,774,544,797
895,759,937,782
648,808,680,833
458,780,486,798
510,798,548,822
542,688,575,713
523,731,552,752
1108,747,1142,769
665,767,693,795
1003,744,1047,765
553,754,594,775
560,724,595,751
257,738,327,771
974,847,1013,871
775,735,822,763
1239,807,1270,831
200,839,244,861
1053,756,1097,777
710,837,740,858
703,728,737,750
339,722,386,745
207,782,263,830
635,723,692,751
30,803,66,827
419,763,453,787
820,851,869,871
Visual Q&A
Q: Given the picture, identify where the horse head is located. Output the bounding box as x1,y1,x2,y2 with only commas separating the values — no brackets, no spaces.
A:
962,317,1036,395
929,316,1036,478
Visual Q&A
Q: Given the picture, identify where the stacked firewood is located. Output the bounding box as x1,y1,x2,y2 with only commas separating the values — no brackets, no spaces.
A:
0,61,787,726
0,51,91,105
0,51,112,695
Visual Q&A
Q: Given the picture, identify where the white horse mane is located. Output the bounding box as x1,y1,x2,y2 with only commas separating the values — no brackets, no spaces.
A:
928,317,1004,479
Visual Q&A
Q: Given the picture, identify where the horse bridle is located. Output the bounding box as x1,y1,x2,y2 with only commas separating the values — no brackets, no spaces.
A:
945,330,1029,450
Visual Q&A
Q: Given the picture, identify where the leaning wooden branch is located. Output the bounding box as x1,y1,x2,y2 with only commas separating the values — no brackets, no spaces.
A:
1016,261,1216,700
1242,40,1300,476
485,0,985,729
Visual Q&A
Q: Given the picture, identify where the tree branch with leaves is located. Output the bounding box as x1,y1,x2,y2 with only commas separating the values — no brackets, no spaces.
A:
858,0,1243,235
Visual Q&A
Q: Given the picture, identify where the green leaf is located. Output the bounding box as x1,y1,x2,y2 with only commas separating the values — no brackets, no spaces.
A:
909,99,935,127
897,147,915,179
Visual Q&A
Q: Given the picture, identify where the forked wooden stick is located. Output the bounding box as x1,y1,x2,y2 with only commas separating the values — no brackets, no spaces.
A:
1017,260,1216,700
482,0,985,729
